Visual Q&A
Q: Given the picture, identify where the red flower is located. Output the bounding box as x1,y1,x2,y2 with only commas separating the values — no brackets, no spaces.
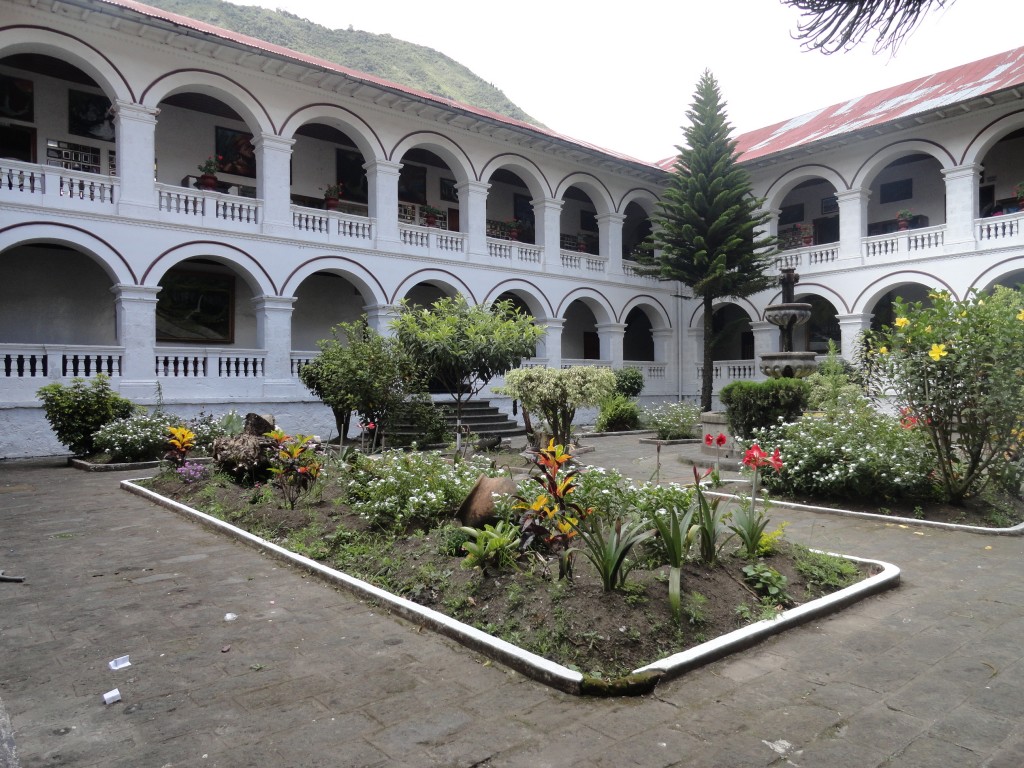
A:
742,444,766,469
768,447,784,472
899,407,919,429
704,433,714,446
715,433,727,447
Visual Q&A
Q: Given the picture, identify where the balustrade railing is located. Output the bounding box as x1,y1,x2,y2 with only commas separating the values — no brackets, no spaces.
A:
1,344,123,378
977,211,1024,243
155,348,266,378
0,161,116,208
290,351,317,377
696,359,759,388
560,358,612,369
156,184,260,226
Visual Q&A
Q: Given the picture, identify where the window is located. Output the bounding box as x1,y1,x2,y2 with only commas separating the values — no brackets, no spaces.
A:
879,178,912,204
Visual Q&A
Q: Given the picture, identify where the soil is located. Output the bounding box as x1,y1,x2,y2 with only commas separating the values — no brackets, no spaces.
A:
141,468,876,681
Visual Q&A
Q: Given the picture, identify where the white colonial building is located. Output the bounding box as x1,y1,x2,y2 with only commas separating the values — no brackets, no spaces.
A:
2,0,1024,458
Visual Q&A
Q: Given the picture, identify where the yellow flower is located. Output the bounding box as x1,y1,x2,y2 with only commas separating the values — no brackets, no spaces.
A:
878,346,888,355
894,317,910,329
928,343,948,361
924,325,932,332
1017,308,1024,321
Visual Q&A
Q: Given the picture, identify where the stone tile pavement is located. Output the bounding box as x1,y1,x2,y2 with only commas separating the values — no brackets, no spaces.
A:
2,436,1024,767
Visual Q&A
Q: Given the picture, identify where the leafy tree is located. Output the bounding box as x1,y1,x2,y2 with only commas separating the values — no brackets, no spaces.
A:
784,0,955,54
299,320,425,450
865,286,1024,504
637,71,776,412
391,295,544,430
497,366,616,448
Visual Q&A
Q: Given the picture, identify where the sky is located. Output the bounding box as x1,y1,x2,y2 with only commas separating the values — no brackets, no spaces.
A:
230,1,1020,163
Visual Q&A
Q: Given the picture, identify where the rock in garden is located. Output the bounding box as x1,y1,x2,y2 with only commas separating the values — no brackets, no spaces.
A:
457,475,517,528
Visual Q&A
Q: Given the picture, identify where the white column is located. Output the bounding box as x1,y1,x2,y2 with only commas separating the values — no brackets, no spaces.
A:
252,295,295,395
597,212,626,274
364,303,401,336
456,180,490,257
596,322,626,366
254,134,295,235
114,102,158,216
837,188,868,259
837,313,873,363
684,327,703,401
112,284,160,398
366,159,402,247
537,318,564,369
651,327,675,395
766,208,780,239
942,164,980,250
533,197,564,270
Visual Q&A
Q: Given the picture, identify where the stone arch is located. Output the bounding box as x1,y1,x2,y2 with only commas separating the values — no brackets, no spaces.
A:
765,281,850,314
763,165,848,210
852,139,956,188
390,269,475,305
687,297,759,329
140,70,274,135
142,242,276,296
556,289,615,325
962,109,1024,165
969,257,1024,293
852,271,956,316
619,295,672,328
279,104,385,160
554,173,615,215
0,26,133,103
281,256,386,305
618,188,659,215
483,280,552,318
389,132,475,184
0,222,136,285
479,155,551,200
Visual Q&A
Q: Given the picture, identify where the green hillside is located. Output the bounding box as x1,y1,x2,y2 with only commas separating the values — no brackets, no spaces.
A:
142,0,543,126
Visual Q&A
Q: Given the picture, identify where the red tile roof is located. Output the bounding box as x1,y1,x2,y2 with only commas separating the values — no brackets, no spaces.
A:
98,0,656,168
656,46,1024,170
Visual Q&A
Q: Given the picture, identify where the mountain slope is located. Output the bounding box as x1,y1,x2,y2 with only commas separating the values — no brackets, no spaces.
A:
140,0,543,126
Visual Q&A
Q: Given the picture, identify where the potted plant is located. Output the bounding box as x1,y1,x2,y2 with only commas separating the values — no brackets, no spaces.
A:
421,205,444,227
196,155,222,190
322,182,344,210
896,209,913,230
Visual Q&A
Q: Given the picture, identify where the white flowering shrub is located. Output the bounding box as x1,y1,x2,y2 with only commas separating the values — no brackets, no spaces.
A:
497,366,616,446
340,450,501,530
93,411,177,461
643,401,702,440
752,397,934,502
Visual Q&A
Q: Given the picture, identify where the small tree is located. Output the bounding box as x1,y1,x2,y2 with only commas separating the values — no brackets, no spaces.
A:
865,286,1024,504
391,295,544,432
634,71,776,412
36,374,135,455
299,320,424,449
497,366,616,447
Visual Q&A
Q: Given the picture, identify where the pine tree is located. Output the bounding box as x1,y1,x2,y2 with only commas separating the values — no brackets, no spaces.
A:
638,70,776,412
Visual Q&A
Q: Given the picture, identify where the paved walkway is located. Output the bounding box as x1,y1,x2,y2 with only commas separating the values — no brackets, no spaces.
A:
2,436,1024,767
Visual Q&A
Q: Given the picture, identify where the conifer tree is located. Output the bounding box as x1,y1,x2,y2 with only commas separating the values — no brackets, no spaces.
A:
638,70,776,411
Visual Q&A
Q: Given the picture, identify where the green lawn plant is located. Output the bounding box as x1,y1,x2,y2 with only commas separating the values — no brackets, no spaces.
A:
866,287,1024,504
93,409,175,462
572,515,656,592
596,394,642,432
460,521,521,575
643,401,701,440
690,467,733,565
36,374,134,455
265,429,322,510
649,503,697,620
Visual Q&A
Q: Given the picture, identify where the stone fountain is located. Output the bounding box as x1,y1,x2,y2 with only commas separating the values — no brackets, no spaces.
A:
760,267,818,379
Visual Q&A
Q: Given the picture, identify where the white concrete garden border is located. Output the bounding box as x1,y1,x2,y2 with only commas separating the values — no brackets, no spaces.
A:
122,478,900,695
706,490,1024,536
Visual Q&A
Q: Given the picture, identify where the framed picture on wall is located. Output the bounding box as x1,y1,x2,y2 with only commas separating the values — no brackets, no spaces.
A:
215,126,256,178
334,147,369,203
440,177,458,202
156,271,235,343
821,196,839,215
0,74,34,122
68,89,114,142
398,163,427,204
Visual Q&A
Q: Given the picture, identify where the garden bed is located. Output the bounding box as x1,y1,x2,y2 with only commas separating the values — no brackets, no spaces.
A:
122,456,899,695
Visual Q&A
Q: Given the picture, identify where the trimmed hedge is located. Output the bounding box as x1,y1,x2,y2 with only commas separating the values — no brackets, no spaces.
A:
719,379,809,439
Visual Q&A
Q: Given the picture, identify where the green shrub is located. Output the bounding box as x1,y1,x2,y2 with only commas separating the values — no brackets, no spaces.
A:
642,401,701,440
93,410,176,462
36,375,135,455
595,394,642,432
613,367,645,398
720,379,809,439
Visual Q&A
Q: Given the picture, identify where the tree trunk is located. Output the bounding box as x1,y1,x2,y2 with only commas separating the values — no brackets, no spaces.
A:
701,294,715,412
